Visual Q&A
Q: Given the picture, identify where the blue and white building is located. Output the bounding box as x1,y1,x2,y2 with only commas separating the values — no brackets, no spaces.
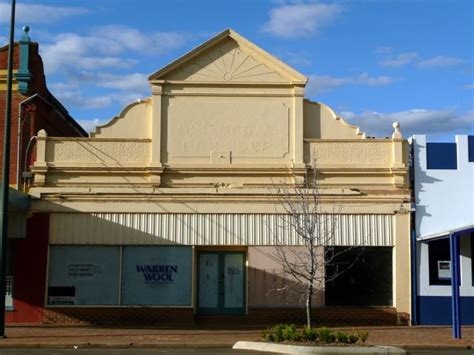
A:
411,135,474,335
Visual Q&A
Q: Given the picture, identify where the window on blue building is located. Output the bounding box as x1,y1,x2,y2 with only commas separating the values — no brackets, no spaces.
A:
428,238,451,285
471,234,473,286
426,143,457,170
468,136,474,162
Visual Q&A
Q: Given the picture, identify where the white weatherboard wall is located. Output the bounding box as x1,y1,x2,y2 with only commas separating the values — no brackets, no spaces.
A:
413,135,473,239
412,135,474,298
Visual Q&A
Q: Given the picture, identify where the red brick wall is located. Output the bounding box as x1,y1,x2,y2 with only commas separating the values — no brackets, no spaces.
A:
247,307,400,326
40,306,402,326
2,42,86,324
0,43,20,69
0,42,85,185
6,213,49,323
43,308,195,326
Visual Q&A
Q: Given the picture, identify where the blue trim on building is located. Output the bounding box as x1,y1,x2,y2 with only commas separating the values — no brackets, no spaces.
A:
468,136,474,162
426,143,457,170
450,233,461,338
418,296,474,325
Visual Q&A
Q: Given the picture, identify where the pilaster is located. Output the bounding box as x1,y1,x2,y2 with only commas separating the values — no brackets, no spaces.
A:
293,85,305,166
32,129,48,186
393,212,411,321
149,81,164,186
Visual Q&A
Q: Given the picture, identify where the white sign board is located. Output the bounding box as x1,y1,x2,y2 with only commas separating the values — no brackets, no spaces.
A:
437,260,451,280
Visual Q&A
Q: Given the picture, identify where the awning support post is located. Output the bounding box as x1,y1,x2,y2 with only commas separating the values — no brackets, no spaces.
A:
449,233,461,339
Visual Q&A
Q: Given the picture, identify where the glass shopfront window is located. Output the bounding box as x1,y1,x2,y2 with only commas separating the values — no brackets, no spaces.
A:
325,247,393,306
48,246,120,305
47,245,193,306
121,246,192,306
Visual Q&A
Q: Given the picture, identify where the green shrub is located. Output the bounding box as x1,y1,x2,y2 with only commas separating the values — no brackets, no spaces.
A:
348,333,359,344
318,327,335,343
358,331,369,343
336,331,349,343
282,324,299,342
260,328,275,342
272,324,286,342
302,326,318,341
261,324,366,345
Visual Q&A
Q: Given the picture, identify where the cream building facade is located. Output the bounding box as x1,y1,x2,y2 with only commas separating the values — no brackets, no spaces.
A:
28,30,411,325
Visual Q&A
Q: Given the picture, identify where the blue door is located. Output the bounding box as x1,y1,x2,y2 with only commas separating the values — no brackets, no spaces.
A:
197,251,245,315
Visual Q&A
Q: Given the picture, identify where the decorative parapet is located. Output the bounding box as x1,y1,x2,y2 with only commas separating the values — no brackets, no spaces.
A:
306,139,392,166
31,131,160,187
305,137,408,188
390,122,407,187
32,129,48,186
45,138,151,166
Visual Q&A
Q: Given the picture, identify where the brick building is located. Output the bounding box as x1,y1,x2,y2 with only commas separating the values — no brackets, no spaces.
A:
0,27,86,323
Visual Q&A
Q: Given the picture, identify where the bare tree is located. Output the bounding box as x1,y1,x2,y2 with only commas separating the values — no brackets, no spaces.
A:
271,160,363,328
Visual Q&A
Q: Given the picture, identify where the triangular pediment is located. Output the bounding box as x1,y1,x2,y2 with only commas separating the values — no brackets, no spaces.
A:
149,29,308,85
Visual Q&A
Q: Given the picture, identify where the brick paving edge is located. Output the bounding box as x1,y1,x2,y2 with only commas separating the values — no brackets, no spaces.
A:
0,342,235,349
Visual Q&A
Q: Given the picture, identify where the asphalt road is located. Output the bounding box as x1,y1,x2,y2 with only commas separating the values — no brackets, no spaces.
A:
0,348,472,355
408,350,473,355
0,349,270,355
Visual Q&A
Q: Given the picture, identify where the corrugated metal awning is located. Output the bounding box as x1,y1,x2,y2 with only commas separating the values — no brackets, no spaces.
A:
50,213,394,246
7,188,29,239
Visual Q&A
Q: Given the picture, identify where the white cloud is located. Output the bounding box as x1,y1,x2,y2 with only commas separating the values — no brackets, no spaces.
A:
340,109,474,137
40,26,189,74
262,2,342,38
417,56,464,68
54,89,148,111
378,52,419,67
0,2,87,24
76,118,102,133
308,72,395,94
56,91,114,109
95,73,149,92
464,83,474,90
375,46,392,54
59,72,149,93
96,25,188,54
377,49,465,69
281,51,312,67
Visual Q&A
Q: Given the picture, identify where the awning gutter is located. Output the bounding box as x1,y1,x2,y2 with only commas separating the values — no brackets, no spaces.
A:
417,223,474,241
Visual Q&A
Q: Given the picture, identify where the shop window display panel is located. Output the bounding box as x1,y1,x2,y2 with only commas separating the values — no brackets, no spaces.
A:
47,246,120,305
325,247,393,306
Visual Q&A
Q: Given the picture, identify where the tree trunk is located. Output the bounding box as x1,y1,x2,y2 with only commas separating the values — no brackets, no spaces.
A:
306,283,313,328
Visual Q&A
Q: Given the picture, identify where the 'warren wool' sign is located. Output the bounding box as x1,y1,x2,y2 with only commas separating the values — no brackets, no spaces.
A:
136,264,178,283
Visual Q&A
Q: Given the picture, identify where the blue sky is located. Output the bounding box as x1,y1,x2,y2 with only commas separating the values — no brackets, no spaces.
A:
1,0,472,140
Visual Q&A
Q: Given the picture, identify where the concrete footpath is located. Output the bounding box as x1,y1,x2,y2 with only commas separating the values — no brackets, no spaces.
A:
0,325,471,350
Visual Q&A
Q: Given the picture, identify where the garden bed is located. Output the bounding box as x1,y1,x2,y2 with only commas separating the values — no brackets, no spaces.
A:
261,324,369,346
